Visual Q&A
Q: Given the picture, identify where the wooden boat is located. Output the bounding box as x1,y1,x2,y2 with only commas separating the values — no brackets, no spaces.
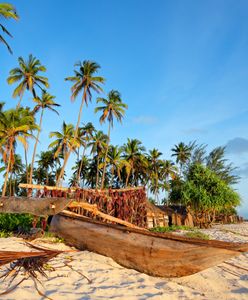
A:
50,210,248,278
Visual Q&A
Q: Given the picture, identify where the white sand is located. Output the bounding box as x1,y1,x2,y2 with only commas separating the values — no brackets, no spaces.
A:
0,223,247,300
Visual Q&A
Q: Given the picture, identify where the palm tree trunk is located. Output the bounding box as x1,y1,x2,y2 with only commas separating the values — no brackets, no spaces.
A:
29,109,43,184
56,151,70,186
74,88,86,137
101,122,111,189
96,154,100,189
24,146,29,183
2,141,13,196
16,93,24,109
77,145,87,186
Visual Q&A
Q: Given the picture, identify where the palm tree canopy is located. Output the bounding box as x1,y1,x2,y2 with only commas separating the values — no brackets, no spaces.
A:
89,130,108,155
65,60,105,104
0,3,19,53
95,90,128,127
49,121,80,157
7,54,49,98
171,142,192,165
33,92,60,115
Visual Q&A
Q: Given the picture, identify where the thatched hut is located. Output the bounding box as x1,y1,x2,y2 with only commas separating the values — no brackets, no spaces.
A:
157,205,194,227
146,201,169,228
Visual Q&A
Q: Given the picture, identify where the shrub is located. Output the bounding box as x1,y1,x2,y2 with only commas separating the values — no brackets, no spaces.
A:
0,213,35,232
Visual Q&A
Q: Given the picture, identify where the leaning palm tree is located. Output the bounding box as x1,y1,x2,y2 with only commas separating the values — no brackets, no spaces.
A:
65,60,105,136
7,54,49,107
49,122,80,186
0,109,35,196
95,90,128,189
29,92,60,184
0,3,19,53
171,142,192,177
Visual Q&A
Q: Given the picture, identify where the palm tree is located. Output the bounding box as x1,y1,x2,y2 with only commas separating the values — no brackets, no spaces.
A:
36,150,57,185
7,54,49,107
122,138,146,187
29,92,60,184
65,60,105,136
88,130,108,188
171,142,192,177
147,148,162,202
77,122,95,185
101,145,124,187
95,90,128,188
49,122,80,186
0,109,34,196
0,3,19,53
160,159,178,204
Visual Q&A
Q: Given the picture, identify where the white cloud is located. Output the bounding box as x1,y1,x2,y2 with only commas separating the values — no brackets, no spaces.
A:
132,115,158,125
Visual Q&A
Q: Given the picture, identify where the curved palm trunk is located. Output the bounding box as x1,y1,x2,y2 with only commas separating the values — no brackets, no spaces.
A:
16,93,24,109
2,141,13,196
24,146,29,183
77,145,87,186
56,89,86,186
100,122,111,189
56,151,70,187
29,109,43,184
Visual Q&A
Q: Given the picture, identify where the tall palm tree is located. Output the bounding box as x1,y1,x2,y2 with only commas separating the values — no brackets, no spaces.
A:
65,60,105,136
104,145,124,187
7,54,49,107
77,122,95,185
147,148,162,202
122,138,146,187
95,90,128,189
0,109,34,196
88,130,108,188
29,92,60,184
171,142,192,177
0,3,18,53
49,121,80,186
36,150,57,185
160,159,178,204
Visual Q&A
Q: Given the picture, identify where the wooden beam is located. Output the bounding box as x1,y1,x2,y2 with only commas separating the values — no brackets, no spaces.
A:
66,202,146,230
18,183,145,193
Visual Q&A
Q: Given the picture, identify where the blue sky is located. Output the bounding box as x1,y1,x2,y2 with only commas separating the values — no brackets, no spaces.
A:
1,0,248,217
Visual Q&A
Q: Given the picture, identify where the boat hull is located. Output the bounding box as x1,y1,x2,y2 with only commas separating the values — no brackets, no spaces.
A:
50,211,247,277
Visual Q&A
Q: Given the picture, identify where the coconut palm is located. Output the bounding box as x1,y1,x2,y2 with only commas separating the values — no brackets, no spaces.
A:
29,92,60,184
160,159,178,204
122,138,146,187
65,60,105,136
49,122,80,186
0,3,19,53
7,54,49,107
0,109,35,196
147,148,163,201
171,142,192,177
88,131,108,188
77,122,95,185
95,90,128,188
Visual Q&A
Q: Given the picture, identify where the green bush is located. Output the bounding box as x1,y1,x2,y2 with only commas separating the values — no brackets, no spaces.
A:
150,225,194,233
185,231,210,240
0,213,35,232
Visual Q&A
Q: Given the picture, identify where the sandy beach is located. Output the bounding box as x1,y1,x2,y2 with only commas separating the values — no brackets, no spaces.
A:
0,223,247,300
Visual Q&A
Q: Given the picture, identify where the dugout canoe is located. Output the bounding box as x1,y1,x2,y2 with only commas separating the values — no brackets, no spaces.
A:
50,210,248,278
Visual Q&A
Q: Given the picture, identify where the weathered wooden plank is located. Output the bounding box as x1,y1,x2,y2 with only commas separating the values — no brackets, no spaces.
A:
0,197,72,216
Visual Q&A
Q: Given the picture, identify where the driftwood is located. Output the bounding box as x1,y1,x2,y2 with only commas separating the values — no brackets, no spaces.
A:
50,211,248,277
0,197,72,216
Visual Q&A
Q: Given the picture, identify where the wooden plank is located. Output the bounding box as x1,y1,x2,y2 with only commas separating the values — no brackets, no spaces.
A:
18,183,144,193
66,202,146,230
0,197,72,216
